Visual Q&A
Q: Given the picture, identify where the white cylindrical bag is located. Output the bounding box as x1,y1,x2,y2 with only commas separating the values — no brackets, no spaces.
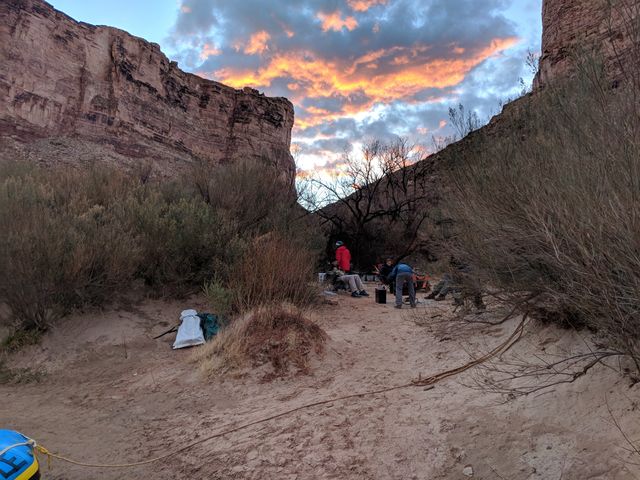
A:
173,309,205,349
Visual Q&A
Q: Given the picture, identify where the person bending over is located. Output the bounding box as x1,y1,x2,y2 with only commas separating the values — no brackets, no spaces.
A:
387,260,416,309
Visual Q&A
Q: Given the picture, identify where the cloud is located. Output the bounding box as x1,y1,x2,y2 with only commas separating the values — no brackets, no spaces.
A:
169,0,542,174
317,11,358,31
174,0,218,36
244,30,271,54
206,37,515,122
347,0,388,12
199,42,221,59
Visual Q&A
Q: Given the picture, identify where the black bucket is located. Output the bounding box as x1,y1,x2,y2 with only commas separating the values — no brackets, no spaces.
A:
375,287,387,304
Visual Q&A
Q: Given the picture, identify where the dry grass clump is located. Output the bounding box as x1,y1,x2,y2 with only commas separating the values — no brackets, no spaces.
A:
228,233,320,313
193,305,328,379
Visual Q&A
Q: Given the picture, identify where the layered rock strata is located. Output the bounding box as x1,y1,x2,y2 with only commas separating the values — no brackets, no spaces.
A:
0,0,295,177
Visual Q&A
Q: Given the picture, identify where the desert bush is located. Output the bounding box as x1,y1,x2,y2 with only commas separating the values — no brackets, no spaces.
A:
2,327,45,353
449,55,640,365
193,156,301,236
128,191,242,293
191,157,323,315
0,155,326,335
0,166,140,330
193,304,327,378
0,360,44,384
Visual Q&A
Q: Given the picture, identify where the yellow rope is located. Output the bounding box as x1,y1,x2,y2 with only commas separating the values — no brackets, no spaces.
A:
29,317,527,470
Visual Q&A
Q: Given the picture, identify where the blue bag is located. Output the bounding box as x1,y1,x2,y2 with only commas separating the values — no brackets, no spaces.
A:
0,430,39,480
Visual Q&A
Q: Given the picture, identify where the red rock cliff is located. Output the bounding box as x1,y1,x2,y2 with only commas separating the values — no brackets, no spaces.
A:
535,0,639,88
0,0,295,177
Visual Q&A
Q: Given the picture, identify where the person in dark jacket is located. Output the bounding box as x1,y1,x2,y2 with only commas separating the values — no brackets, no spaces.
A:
387,261,416,309
375,258,394,284
335,241,351,273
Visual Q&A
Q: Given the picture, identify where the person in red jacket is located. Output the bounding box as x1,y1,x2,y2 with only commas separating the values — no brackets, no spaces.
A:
335,241,351,273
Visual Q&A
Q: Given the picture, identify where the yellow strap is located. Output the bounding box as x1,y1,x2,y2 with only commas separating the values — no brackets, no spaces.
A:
14,456,39,480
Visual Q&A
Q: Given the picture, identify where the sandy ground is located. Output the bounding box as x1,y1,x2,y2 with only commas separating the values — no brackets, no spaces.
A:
2,287,639,479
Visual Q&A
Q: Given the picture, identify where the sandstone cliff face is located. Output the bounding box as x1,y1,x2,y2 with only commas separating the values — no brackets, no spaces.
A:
535,0,638,88
0,0,295,177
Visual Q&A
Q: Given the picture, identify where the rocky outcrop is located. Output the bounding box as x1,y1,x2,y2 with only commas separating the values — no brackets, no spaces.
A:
535,0,638,88
0,0,295,177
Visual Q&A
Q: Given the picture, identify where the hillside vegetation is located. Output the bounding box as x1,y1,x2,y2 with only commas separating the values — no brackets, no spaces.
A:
450,53,640,367
0,159,321,346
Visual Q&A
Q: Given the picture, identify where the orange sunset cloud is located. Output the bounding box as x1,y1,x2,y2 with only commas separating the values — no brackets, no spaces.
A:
199,43,221,60
245,31,271,55
171,0,541,175
317,11,358,32
211,37,518,129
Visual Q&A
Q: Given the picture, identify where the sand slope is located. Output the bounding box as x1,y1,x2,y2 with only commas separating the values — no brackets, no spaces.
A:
2,292,639,479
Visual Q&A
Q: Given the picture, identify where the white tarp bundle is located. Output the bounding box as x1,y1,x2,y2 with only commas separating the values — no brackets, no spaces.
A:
172,309,205,349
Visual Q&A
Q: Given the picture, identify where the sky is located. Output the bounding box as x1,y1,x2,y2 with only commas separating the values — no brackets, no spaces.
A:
49,0,542,175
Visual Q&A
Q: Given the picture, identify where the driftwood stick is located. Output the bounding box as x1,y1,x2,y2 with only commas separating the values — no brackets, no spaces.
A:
153,325,178,340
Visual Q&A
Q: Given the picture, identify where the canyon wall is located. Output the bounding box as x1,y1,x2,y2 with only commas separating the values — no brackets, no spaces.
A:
535,0,638,88
0,0,295,177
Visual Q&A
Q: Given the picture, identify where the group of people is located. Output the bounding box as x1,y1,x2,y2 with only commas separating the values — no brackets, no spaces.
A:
326,241,485,311
327,242,419,309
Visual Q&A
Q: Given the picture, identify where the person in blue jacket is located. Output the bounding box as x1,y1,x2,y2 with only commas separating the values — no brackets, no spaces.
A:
387,259,416,309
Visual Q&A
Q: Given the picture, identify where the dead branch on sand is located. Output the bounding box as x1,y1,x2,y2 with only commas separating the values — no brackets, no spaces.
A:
606,396,640,467
470,347,624,398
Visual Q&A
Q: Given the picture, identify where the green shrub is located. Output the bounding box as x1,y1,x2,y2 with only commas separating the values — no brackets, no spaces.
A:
202,278,232,319
192,158,323,317
2,327,43,352
128,191,241,293
0,158,325,336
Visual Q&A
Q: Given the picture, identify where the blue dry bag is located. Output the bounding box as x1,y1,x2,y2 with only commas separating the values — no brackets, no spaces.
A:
0,430,39,480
